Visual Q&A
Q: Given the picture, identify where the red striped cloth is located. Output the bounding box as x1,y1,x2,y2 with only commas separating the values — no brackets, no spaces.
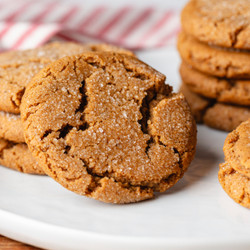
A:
0,0,180,51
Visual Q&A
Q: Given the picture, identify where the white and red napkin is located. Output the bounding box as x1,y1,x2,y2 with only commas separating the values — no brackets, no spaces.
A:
0,0,180,51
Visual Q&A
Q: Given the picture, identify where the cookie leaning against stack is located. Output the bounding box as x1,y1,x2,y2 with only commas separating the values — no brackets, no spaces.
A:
219,118,250,208
21,52,197,204
0,42,134,174
178,0,250,131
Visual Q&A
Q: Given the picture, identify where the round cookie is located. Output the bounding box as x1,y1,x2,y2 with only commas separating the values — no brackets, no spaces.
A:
177,32,250,79
0,111,24,143
223,118,250,177
180,83,250,131
180,62,250,106
181,0,250,49
0,42,134,114
21,52,197,204
179,83,211,123
218,162,250,208
0,138,44,175
204,104,250,132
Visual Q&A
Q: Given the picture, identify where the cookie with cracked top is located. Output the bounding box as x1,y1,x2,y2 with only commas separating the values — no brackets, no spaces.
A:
223,118,250,177
181,0,250,49
0,41,134,114
218,118,250,208
218,162,250,208
0,138,44,175
180,83,250,131
180,62,250,106
177,32,250,79
21,52,197,204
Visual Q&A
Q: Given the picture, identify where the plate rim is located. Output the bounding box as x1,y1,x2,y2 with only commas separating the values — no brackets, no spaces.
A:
1,208,250,250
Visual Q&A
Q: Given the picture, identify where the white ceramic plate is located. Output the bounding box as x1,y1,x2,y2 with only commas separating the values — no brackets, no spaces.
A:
0,48,249,250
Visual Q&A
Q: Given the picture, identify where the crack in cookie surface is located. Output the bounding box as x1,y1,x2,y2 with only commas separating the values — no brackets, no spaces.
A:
21,52,196,203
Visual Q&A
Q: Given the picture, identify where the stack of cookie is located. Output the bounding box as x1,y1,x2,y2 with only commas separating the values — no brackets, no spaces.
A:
0,42,197,204
219,118,250,208
0,42,134,175
178,0,250,131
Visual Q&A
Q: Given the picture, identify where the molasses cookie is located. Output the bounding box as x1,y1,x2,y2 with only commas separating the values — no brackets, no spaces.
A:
204,104,250,132
218,162,249,208
181,0,250,49
179,83,211,123
0,111,24,143
0,42,134,114
180,83,250,131
178,32,250,79
223,118,250,177
180,62,250,106
21,52,197,204
218,118,250,208
0,138,44,174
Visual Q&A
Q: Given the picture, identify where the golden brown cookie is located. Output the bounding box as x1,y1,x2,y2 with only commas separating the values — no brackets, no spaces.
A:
0,138,44,175
180,83,250,131
204,104,250,132
0,42,134,114
223,118,250,177
219,118,250,208
181,0,250,49
0,111,24,143
21,52,197,204
180,62,250,106
177,32,250,79
179,83,211,123
218,162,250,208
